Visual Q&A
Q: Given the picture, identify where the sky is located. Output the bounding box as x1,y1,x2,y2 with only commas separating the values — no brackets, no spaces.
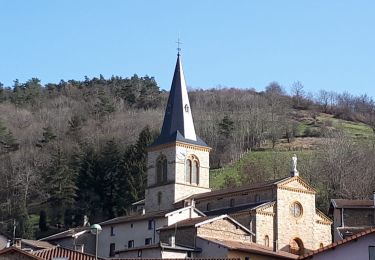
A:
1,1,375,97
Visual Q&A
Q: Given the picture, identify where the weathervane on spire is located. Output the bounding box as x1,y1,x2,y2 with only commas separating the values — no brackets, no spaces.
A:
176,37,182,56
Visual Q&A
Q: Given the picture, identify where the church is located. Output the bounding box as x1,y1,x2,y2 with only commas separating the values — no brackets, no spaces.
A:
97,52,332,259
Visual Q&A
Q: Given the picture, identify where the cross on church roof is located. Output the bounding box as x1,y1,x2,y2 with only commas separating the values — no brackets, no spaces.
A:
176,37,182,55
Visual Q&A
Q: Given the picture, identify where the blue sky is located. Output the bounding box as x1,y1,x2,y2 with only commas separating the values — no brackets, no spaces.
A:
1,1,374,97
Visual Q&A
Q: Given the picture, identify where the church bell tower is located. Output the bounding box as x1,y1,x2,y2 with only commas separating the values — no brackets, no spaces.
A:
144,53,211,212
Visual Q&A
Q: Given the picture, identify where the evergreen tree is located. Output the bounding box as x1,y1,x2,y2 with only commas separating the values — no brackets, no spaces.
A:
36,126,57,148
0,122,19,154
94,89,115,120
38,210,48,232
43,147,77,225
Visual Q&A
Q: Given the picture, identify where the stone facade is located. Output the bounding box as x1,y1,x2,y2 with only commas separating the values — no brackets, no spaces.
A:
145,143,210,212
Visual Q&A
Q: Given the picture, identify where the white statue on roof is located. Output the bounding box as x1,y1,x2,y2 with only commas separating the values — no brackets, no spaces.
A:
291,154,299,177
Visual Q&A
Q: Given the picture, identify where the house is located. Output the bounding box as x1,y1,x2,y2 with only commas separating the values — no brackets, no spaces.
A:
329,195,375,241
300,227,375,259
0,246,44,260
39,227,95,254
93,52,332,258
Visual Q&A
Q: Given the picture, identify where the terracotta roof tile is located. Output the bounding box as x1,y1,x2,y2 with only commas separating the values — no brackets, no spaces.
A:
299,227,375,259
33,246,106,260
0,247,44,260
198,237,298,259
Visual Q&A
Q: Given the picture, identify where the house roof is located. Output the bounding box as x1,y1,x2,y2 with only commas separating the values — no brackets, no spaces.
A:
185,176,291,201
39,227,90,241
150,54,208,148
115,242,201,254
33,246,106,260
100,210,168,226
21,239,55,249
204,201,268,216
0,246,45,260
300,227,375,259
330,199,374,209
157,214,254,235
198,236,298,259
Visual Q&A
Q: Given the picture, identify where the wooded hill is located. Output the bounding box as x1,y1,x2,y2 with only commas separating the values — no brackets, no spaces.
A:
0,76,374,239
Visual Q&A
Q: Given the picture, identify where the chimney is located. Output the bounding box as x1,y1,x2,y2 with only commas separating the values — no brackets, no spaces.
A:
14,238,21,248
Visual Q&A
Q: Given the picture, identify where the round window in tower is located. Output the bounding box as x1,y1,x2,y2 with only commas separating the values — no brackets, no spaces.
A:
290,201,303,218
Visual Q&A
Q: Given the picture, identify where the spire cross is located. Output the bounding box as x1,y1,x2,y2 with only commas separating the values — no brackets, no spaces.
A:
176,38,183,55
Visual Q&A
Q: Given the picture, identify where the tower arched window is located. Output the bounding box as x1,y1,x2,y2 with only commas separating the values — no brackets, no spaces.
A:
185,155,199,185
156,155,168,184
265,235,269,247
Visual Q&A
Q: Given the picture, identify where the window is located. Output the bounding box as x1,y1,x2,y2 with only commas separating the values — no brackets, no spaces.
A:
369,246,375,260
130,223,133,228
187,251,192,258
110,226,115,236
109,243,115,257
156,155,167,184
319,243,324,249
157,192,162,205
290,202,303,218
245,257,251,260
230,198,235,207
185,155,199,185
128,240,134,248
148,219,154,230
145,238,152,245
264,235,269,247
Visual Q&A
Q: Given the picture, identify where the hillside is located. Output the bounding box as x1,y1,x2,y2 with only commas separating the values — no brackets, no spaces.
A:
1,77,375,238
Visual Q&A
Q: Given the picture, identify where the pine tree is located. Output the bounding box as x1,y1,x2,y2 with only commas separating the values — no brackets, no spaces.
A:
44,147,77,225
0,121,19,154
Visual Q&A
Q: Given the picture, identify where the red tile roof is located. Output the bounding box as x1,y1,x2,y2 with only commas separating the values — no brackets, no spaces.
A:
198,236,298,259
299,227,375,259
33,246,106,260
0,246,45,260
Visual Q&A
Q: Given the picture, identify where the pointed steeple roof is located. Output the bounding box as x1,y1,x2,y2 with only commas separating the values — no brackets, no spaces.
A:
152,54,208,147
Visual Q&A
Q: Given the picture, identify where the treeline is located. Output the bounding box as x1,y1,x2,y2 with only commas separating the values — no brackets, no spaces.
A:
1,76,375,238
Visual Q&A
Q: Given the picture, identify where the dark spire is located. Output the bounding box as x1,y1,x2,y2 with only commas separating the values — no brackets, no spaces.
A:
151,54,208,147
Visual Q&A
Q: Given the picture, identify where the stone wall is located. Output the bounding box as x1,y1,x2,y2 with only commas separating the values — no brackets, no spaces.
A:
145,143,210,212
255,213,274,248
197,219,250,243
159,227,196,247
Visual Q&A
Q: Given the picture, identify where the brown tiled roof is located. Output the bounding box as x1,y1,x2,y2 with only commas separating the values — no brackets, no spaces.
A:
185,176,291,201
0,247,44,260
198,237,298,259
39,227,89,241
22,239,55,249
300,227,375,259
100,210,168,226
33,246,106,260
331,199,374,208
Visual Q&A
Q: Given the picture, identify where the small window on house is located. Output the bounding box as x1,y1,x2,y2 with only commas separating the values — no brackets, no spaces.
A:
145,238,152,245
157,192,162,205
187,251,192,258
131,223,133,228
206,203,211,211
265,235,269,247
109,243,116,257
245,257,251,260
128,240,134,248
148,219,154,230
319,243,324,249
110,226,115,236
230,198,235,207
138,250,142,257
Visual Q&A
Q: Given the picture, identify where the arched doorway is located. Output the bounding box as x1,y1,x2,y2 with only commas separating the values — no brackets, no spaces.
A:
290,238,304,255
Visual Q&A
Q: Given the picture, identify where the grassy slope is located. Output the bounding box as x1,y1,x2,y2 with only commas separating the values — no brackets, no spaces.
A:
210,112,374,189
